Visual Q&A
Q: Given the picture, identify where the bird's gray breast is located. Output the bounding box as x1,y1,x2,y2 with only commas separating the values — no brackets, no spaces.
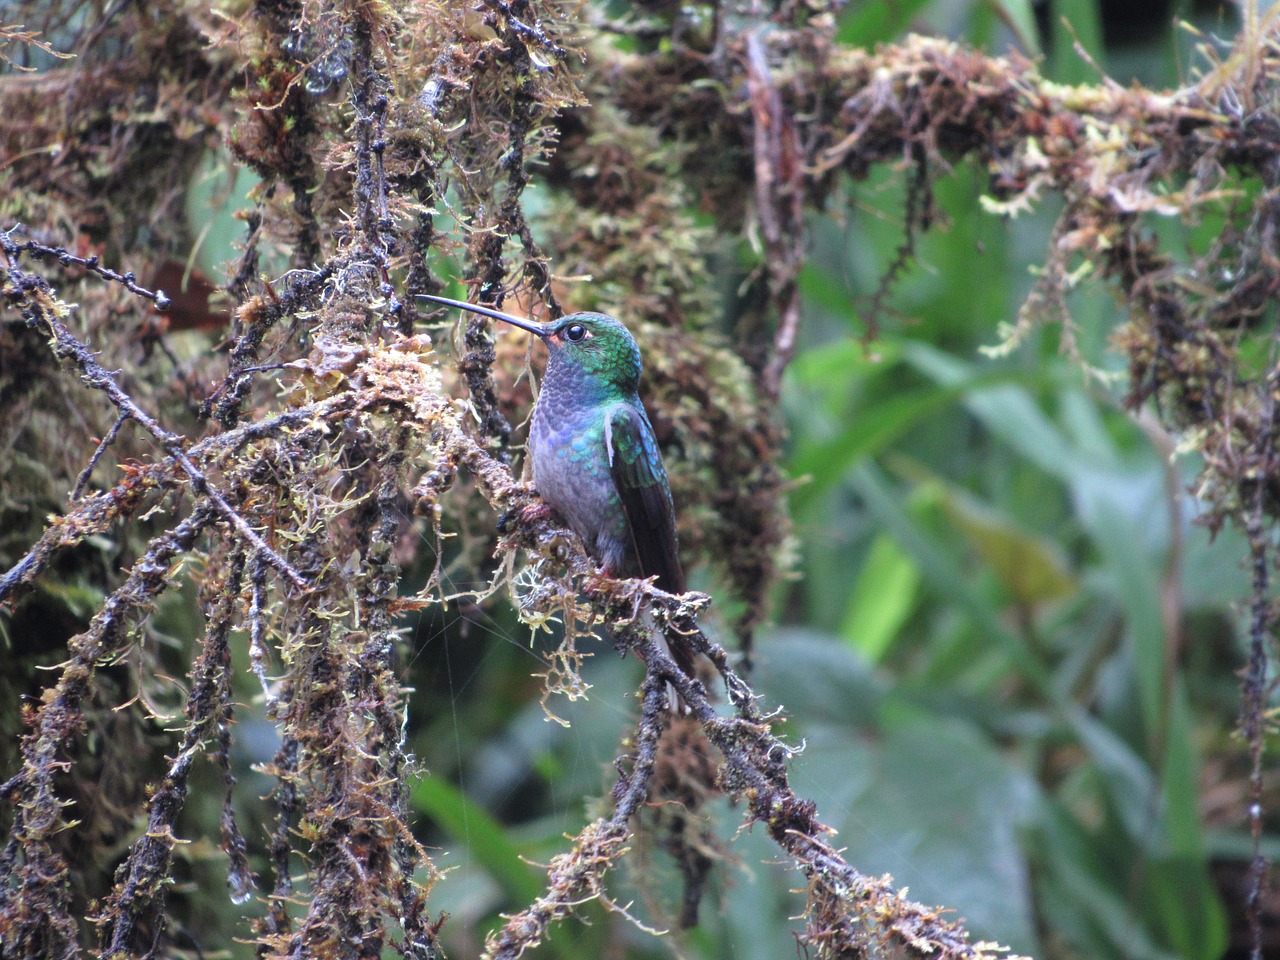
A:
528,398,631,575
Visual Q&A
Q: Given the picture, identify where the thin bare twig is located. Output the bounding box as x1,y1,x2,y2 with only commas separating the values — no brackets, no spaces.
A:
70,410,127,500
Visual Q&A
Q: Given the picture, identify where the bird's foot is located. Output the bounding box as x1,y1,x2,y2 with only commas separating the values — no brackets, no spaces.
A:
519,500,555,525
583,567,617,593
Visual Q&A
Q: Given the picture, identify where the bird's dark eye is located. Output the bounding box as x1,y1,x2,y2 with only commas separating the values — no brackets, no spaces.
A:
564,323,587,342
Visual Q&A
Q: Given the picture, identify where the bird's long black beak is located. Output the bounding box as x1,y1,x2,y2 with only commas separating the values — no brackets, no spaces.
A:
417,294,551,337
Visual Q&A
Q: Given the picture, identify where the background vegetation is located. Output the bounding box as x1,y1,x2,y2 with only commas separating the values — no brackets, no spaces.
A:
2,1,1277,959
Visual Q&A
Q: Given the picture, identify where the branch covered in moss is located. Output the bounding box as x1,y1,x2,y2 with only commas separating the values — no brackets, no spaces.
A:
415,418,1020,959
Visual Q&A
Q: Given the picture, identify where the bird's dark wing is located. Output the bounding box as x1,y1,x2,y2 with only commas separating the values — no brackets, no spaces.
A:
605,403,686,596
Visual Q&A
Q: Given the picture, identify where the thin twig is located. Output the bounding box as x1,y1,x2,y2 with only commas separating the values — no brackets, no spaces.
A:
2,230,172,310
71,411,127,500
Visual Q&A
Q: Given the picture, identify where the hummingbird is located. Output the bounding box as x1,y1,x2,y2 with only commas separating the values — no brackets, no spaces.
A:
420,294,697,684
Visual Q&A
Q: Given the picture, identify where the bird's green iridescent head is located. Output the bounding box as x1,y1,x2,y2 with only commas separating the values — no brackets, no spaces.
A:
418,296,642,389
541,313,641,386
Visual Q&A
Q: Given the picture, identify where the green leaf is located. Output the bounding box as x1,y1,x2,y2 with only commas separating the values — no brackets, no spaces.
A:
184,147,268,280
840,533,921,661
756,627,886,728
938,484,1077,606
903,342,1077,479
836,0,933,46
1067,707,1159,845
1049,0,1104,85
1145,685,1228,960
1066,665,1226,958
789,368,1037,517
1087,501,1166,750
988,0,1042,55
849,463,1053,694
411,776,545,906
866,704,1041,952
788,703,1041,952
1033,803,1180,960
758,634,1041,952
786,336,898,387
